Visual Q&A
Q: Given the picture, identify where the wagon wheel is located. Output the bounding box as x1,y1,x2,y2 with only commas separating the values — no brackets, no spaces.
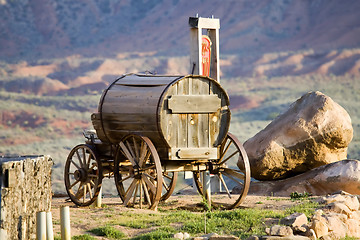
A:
193,132,251,209
161,171,178,201
114,134,163,210
64,144,103,206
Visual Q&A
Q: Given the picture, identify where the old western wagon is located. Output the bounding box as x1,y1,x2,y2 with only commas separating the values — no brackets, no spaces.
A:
64,73,251,210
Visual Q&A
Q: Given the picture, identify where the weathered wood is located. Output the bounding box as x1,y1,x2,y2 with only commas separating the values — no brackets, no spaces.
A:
189,17,220,29
189,17,220,82
171,148,218,159
94,74,230,161
167,95,221,113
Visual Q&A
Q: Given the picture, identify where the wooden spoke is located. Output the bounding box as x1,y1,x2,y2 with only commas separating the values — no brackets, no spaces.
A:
219,150,239,166
142,175,156,194
218,140,232,163
64,144,102,207
115,134,163,210
138,141,147,167
69,179,80,190
218,173,231,198
126,140,136,164
163,180,170,191
142,180,152,206
119,142,136,166
70,159,81,170
86,152,92,168
75,150,83,168
160,172,178,201
192,133,251,209
133,136,139,162
124,179,137,206
82,148,86,168
223,168,245,181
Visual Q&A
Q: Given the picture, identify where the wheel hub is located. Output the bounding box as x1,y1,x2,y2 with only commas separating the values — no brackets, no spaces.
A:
74,168,88,182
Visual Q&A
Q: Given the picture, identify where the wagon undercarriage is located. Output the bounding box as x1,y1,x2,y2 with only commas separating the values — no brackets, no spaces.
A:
64,132,250,210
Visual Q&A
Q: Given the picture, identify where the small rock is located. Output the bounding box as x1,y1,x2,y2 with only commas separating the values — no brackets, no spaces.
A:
246,236,260,240
332,190,351,195
174,232,184,239
269,225,293,236
321,194,346,204
183,232,190,239
201,233,218,239
324,215,347,239
307,229,316,240
209,234,239,240
310,219,328,239
327,202,352,216
280,213,308,231
343,195,360,211
345,218,360,238
260,235,310,239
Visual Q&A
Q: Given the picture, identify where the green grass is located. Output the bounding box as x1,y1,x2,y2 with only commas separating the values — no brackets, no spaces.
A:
285,200,320,219
131,226,176,240
89,225,126,239
72,235,96,240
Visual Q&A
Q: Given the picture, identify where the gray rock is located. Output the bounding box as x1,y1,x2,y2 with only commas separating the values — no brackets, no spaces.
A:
244,91,353,180
269,225,293,236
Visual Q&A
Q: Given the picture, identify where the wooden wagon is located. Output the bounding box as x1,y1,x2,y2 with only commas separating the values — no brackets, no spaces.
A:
64,73,251,210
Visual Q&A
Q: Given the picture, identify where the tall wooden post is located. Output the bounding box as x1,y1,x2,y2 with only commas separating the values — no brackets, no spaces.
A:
189,16,220,82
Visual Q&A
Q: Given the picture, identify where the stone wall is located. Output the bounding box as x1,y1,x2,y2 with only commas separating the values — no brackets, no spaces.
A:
0,155,53,240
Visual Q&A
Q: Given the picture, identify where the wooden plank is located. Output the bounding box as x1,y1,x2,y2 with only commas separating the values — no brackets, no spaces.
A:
209,80,220,146
176,78,189,148
189,17,220,29
208,28,220,82
116,75,181,86
168,95,221,113
161,82,178,148
189,28,202,75
170,148,218,159
197,78,210,148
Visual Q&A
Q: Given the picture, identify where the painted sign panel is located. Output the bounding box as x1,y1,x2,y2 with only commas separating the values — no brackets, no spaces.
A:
201,35,212,77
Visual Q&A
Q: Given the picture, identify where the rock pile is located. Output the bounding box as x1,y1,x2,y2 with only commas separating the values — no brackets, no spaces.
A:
250,192,360,240
311,192,360,239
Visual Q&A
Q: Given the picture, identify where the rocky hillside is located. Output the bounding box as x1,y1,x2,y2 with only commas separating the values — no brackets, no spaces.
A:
1,0,360,59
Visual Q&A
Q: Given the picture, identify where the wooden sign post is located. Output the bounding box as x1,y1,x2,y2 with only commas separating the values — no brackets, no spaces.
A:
189,16,220,82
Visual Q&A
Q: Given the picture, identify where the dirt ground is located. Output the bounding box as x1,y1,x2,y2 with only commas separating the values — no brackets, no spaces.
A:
50,191,302,239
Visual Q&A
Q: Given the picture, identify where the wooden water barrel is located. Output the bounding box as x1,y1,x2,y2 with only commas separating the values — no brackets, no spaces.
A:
91,74,230,160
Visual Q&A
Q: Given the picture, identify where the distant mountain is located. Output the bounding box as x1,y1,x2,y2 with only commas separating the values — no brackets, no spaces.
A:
1,0,360,60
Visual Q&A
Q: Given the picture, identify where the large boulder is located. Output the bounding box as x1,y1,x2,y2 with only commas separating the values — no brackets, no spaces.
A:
247,159,360,196
244,91,353,180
